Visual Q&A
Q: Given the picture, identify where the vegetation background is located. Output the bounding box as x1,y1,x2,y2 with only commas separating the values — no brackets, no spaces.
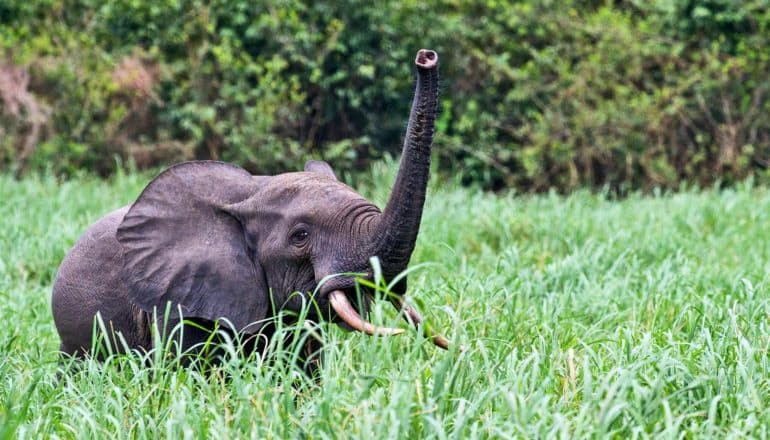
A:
1,0,769,191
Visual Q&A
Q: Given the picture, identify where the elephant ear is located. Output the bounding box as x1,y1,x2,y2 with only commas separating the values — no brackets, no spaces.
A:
116,161,268,333
304,160,337,179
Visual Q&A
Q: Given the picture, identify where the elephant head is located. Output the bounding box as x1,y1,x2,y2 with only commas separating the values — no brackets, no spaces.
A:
115,49,448,348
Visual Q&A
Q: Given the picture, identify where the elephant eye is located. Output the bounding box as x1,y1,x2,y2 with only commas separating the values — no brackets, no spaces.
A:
290,227,310,246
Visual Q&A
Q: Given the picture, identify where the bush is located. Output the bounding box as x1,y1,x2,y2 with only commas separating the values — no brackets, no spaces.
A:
0,0,768,191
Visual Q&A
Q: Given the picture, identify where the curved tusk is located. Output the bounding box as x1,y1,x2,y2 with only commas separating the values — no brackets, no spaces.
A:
390,297,451,350
329,290,404,336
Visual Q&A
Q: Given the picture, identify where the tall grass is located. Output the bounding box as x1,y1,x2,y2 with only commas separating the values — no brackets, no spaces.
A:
1,165,769,438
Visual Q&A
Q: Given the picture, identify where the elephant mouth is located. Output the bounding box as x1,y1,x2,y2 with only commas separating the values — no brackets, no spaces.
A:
328,290,404,336
318,279,450,350
317,276,403,336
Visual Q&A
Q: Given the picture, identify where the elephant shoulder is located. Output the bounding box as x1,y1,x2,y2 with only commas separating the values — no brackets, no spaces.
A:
54,206,131,293
52,205,144,354
74,206,131,255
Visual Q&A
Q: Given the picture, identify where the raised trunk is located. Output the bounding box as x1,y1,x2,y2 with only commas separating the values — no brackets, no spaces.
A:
371,49,439,275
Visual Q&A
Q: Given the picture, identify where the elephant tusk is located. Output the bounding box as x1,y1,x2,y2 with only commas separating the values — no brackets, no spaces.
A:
329,290,405,336
390,297,452,350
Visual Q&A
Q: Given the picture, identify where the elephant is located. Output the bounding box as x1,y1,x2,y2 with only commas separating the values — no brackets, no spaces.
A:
51,49,449,367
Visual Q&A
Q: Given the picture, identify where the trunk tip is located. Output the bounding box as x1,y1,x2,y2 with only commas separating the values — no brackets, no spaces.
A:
415,49,438,69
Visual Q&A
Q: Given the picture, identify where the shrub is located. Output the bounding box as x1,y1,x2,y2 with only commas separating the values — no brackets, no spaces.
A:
0,0,768,191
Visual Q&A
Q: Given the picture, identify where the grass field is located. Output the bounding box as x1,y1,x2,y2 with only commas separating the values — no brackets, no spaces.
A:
1,165,770,438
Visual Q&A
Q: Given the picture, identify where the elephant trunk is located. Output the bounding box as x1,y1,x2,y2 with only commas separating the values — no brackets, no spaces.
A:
371,49,439,276
349,49,449,350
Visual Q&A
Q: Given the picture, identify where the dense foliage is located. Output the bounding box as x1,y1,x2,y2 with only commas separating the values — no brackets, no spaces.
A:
3,171,770,436
1,1,769,191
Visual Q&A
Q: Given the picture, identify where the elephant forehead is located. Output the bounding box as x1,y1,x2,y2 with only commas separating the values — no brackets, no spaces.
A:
265,172,366,204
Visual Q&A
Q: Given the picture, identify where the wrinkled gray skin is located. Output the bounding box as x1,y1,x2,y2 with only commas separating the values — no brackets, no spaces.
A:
51,49,440,362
